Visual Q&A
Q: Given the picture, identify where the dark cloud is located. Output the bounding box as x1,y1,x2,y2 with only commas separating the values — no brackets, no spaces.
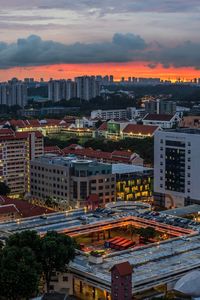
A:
0,34,200,70
0,34,147,68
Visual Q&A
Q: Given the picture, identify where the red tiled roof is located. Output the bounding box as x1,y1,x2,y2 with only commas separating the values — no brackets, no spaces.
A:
123,124,159,135
0,196,55,218
7,119,68,128
44,146,63,155
0,131,43,141
62,147,137,163
111,261,132,276
0,204,19,215
0,128,14,136
112,150,132,158
143,113,174,121
98,122,107,131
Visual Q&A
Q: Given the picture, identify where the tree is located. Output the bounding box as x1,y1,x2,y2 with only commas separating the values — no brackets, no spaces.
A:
127,225,138,241
6,230,42,261
0,246,40,300
0,182,10,196
138,227,157,242
40,231,76,292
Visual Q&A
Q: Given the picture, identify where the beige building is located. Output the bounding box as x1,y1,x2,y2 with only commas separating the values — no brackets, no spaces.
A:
30,156,116,208
179,116,200,129
0,129,44,196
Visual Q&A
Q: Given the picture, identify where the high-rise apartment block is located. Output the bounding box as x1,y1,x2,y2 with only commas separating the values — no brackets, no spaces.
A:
75,76,100,101
0,78,27,108
0,129,44,196
48,76,100,101
48,79,77,102
145,99,176,115
30,156,116,208
154,129,200,208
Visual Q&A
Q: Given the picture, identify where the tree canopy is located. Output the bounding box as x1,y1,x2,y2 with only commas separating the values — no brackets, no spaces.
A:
40,231,76,292
0,182,10,196
0,230,76,299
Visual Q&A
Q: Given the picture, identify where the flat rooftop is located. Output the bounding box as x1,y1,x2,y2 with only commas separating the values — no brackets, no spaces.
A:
161,205,200,217
70,234,200,294
112,163,152,174
167,128,200,135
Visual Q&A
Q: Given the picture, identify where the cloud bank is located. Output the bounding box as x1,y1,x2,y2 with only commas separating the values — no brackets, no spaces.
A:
2,0,200,13
0,33,200,69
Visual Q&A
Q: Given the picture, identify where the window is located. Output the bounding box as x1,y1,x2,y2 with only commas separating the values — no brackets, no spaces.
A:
63,276,68,282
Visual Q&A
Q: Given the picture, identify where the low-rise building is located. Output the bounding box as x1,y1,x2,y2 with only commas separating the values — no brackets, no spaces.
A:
30,156,116,208
112,164,153,201
122,123,160,139
62,147,144,166
1,119,70,136
0,204,20,222
0,196,54,218
179,116,200,129
96,120,159,140
91,107,143,121
142,113,180,129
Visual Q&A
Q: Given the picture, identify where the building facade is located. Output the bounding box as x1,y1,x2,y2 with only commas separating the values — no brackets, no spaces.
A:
154,129,200,208
112,164,153,201
0,129,44,196
145,99,176,115
0,78,27,108
91,107,142,121
30,156,116,208
75,76,100,100
48,79,77,101
143,113,180,129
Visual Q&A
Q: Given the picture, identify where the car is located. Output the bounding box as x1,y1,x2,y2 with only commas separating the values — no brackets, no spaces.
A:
181,236,190,242
78,216,87,221
40,214,47,219
93,214,101,218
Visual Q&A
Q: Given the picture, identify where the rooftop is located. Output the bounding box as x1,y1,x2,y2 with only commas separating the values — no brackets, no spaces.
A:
167,128,200,135
123,124,159,135
143,113,174,121
70,234,200,294
112,163,152,174
0,196,55,218
161,204,200,217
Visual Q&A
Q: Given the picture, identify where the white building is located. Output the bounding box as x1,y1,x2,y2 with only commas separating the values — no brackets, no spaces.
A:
75,76,100,101
154,129,200,208
143,113,181,129
48,79,77,102
91,107,144,121
0,78,27,108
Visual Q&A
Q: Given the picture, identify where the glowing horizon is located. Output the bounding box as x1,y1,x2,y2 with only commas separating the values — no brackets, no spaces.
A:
1,62,200,82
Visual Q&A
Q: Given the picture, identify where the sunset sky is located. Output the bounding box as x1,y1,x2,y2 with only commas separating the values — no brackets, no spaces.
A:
1,0,200,81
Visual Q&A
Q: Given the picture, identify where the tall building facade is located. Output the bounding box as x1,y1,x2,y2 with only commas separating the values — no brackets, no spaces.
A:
145,99,176,115
0,78,27,108
154,129,200,208
30,156,116,208
48,79,77,101
0,129,44,196
75,76,100,100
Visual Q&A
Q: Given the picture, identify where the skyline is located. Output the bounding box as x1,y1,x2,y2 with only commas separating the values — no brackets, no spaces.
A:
1,1,200,80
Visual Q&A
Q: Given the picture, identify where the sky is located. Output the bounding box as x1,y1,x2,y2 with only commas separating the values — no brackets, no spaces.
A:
1,0,200,81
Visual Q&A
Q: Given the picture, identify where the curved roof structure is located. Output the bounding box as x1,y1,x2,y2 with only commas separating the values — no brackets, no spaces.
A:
174,270,200,297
